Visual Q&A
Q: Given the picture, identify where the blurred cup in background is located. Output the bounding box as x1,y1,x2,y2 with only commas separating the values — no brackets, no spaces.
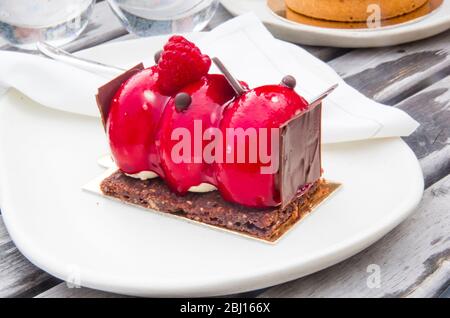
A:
107,0,219,37
0,0,96,50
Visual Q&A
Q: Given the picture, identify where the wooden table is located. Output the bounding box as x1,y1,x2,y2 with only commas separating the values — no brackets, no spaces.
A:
0,1,449,298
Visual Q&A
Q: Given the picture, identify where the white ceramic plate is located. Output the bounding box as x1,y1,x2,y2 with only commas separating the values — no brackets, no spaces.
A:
220,0,450,47
0,38,423,297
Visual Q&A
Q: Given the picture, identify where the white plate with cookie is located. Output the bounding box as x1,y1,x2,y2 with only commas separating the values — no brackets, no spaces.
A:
220,0,450,47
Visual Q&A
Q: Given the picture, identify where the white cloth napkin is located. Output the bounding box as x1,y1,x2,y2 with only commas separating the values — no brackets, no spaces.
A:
0,51,108,117
0,13,418,143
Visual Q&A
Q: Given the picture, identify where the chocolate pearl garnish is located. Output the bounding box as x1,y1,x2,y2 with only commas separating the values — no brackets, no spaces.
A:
154,50,162,64
281,75,296,89
174,93,192,112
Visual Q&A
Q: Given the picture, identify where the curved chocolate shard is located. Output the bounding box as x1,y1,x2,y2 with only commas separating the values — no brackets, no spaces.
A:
278,103,322,209
278,84,338,208
95,63,145,130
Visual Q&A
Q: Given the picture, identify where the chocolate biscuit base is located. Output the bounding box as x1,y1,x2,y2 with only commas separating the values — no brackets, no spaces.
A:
100,171,328,242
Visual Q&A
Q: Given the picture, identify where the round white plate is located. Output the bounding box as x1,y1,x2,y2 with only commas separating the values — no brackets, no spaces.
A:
220,0,450,47
0,38,423,297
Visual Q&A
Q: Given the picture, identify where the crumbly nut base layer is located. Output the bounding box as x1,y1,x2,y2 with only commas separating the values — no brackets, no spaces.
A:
100,171,334,242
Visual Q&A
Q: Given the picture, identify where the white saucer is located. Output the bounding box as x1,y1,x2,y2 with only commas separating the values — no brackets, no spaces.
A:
220,0,450,47
0,38,423,297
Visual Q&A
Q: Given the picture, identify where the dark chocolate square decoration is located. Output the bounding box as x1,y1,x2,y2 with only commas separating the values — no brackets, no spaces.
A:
279,103,322,208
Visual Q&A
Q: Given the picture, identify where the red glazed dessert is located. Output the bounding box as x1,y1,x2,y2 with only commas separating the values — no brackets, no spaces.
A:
157,74,236,194
107,66,167,176
217,80,309,207
106,35,213,178
96,35,338,242
105,36,317,207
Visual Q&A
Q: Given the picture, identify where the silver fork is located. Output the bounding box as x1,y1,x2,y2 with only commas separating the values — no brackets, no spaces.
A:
36,42,126,76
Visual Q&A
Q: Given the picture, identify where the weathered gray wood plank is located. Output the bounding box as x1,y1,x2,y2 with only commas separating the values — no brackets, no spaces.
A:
0,216,59,298
0,217,10,245
398,76,450,188
259,173,450,298
35,284,126,298
34,282,258,298
329,29,450,105
303,46,351,62
327,36,450,187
